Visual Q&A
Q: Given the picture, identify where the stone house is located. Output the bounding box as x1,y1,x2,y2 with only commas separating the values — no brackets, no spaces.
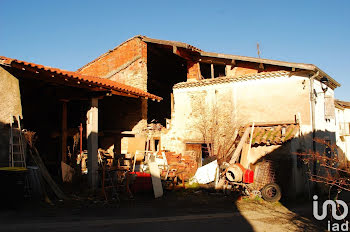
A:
75,36,340,158
75,35,347,198
165,70,339,198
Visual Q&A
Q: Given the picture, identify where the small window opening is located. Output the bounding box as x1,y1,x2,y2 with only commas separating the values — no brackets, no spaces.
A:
200,63,211,79
214,64,226,77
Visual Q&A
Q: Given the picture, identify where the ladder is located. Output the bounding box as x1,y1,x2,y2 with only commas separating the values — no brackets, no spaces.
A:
9,115,26,167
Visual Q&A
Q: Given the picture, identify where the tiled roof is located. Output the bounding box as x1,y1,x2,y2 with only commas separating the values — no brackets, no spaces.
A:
239,124,299,145
0,56,162,101
173,71,290,89
335,99,350,109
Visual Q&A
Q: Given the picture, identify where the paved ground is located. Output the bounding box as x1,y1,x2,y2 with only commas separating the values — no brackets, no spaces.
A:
1,189,345,232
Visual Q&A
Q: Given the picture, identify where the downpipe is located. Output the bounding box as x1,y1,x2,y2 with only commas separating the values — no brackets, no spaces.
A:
309,71,319,181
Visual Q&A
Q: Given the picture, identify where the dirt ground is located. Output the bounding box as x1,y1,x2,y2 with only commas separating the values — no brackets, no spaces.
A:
0,188,332,232
236,198,323,232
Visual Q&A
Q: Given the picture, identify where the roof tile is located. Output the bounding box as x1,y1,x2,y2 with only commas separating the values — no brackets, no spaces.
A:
173,71,290,89
0,56,162,101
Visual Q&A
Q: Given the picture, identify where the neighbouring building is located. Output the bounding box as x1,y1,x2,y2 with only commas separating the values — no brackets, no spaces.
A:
335,99,350,166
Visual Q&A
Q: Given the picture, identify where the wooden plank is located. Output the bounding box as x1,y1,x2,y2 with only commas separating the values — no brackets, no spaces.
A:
229,127,251,164
148,155,163,198
28,145,68,200
248,121,296,127
170,93,174,116
246,122,255,164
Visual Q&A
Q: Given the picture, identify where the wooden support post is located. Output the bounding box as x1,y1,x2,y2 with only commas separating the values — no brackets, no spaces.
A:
61,100,68,163
170,93,174,117
87,98,98,190
113,135,121,164
79,123,83,155
211,63,214,78
246,122,255,167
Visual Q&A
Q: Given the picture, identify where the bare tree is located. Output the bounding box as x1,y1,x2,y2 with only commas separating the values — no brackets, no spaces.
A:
192,92,242,164
297,138,350,193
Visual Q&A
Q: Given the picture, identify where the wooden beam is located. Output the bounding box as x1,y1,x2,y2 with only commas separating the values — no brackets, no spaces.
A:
246,122,255,167
28,144,68,200
198,56,231,65
170,93,174,116
172,45,177,54
61,100,68,163
110,90,139,99
229,127,251,164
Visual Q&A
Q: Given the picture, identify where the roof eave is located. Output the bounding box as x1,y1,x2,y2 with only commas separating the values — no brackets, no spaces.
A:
1,56,162,101
198,52,341,89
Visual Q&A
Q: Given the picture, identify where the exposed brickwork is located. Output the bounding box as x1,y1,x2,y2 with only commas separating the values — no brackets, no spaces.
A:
187,60,200,80
78,37,148,91
77,38,150,154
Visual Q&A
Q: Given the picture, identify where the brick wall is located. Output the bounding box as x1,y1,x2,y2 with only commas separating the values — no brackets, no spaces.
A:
187,60,200,80
78,37,148,91
78,37,149,153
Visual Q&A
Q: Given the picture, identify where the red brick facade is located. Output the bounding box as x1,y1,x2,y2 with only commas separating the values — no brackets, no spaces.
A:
78,37,148,91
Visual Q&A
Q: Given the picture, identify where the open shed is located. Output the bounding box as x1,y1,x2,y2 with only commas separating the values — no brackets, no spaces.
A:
0,56,162,189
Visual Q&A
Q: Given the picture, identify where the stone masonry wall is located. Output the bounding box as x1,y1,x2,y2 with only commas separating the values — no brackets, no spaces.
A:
0,67,23,166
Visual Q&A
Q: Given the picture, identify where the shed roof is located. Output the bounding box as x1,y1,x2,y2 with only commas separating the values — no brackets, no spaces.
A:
335,99,350,109
0,56,162,101
247,124,299,145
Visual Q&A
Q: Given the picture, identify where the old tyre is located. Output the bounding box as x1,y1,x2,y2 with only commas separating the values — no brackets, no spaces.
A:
261,183,281,202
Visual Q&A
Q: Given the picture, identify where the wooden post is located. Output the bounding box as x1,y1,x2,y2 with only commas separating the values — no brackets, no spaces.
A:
87,98,98,190
113,135,121,164
79,123,83,155
61,100,68,163
246,122,255,167
170,93,174,117
211,63,214,78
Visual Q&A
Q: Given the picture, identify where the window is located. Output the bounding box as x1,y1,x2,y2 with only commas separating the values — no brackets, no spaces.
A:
324,95,335,120
200,63,226,79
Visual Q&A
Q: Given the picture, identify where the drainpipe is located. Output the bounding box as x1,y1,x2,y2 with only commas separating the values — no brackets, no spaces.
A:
310,71,319,151
309,70,319,178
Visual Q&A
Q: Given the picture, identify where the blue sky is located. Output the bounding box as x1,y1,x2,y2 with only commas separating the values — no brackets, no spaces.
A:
1,0,349,100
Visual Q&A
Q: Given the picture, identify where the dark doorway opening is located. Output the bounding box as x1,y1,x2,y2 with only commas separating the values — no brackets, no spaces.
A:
147,43,187,126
